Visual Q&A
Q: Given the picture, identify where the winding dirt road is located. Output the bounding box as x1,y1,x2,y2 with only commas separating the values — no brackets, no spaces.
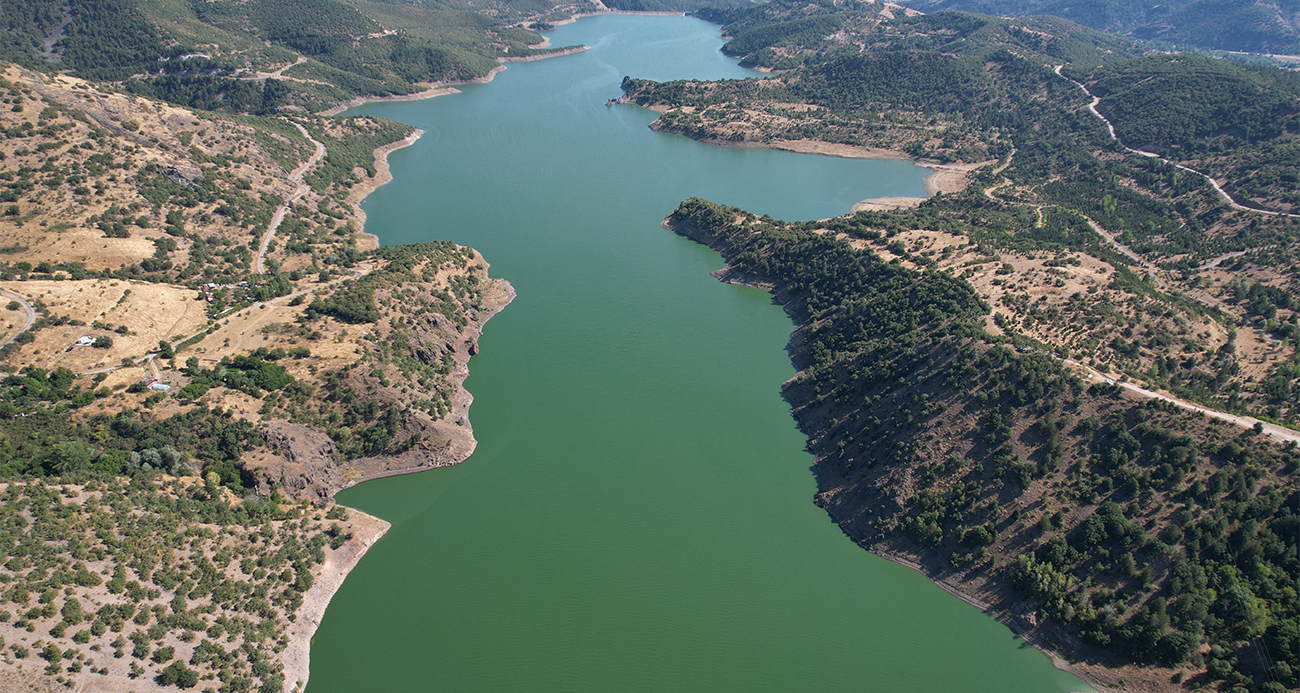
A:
0,289,36,348
974,132,1299,441
980,150,1165,283
257,122,327,275
262,56,306,80
1053,65,1299,219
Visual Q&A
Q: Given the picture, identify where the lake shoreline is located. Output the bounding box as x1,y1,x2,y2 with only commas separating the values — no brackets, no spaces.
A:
328,86,519,497
336,264,516,494
662,212,1110,693
349,128,425,251
292,66,518,692
319,89,459,117
635,115,982,202
306,16,1107,691
548,9,687,27
283,509,391,693
499,45,589,63
321,43,590,117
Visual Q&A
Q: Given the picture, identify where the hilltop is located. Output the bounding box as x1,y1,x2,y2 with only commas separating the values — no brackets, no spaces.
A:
902,0,1300,56
0,62,516,498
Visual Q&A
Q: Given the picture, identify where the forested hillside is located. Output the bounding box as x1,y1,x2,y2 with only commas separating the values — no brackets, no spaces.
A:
902,0,1300,55
669,196,1298,693
600,0,758,12
620,3,1300,691
0,0,591,112
694,1,1139,70
1075,55,1300,213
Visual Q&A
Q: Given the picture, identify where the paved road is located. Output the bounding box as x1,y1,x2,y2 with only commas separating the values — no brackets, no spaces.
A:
256,122,327,274
0,289,36,348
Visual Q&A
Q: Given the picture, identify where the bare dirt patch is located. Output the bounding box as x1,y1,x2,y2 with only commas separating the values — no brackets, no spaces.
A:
0,279,206,372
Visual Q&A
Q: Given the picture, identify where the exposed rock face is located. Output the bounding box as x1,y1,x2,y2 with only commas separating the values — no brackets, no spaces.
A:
260,422,342,498
248,275,515,500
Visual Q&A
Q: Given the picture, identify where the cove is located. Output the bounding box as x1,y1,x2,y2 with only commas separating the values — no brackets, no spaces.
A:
307,14,1092,693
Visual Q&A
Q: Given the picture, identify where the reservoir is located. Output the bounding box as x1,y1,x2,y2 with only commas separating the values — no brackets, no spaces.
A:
307,14,1091,693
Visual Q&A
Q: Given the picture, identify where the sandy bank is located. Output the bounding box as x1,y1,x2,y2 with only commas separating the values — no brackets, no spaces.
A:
851,196,926,212
607,10,686,16
321,43,588,116
348,128,424,250
319,65,511,117
760,140,985,201
282,509,391,693
637,117,988,206
319,87,458,117
849,166,975,210
499,45,589,63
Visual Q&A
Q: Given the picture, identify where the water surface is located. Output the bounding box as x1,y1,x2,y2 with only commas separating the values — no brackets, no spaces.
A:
308,15,1091,693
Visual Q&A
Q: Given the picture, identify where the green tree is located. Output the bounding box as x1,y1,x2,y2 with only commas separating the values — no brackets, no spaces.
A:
158,660,199,688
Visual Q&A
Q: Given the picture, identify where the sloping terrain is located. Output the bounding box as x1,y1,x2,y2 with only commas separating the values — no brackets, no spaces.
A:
904,0,1300,55
0,0,589,112
668,198,1298,693
618,4,1300,691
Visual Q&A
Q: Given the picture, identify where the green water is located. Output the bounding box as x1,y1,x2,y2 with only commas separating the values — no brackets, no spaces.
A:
308,15,1090,693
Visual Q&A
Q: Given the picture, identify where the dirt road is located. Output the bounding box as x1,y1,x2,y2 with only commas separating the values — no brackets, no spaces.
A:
0,289,36,348
1053,65,1299,219
256,122,327,274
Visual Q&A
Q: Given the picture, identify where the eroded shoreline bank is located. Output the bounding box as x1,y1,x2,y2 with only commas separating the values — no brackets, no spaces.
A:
349,128,425,251
662,212,1109,693
628,114,984,204
283,510,391,693
287,71,520,693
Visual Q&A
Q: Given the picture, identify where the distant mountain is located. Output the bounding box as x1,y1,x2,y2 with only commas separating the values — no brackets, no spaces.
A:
902,0,1300,55
0,0,593,111
601,0,759,12
691,0,1141,70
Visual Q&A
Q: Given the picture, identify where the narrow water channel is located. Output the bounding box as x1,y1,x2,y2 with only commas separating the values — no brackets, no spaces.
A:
307,15,1092,693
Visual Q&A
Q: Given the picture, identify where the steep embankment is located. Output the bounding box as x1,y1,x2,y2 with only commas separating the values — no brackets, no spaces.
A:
666,198,1299,693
